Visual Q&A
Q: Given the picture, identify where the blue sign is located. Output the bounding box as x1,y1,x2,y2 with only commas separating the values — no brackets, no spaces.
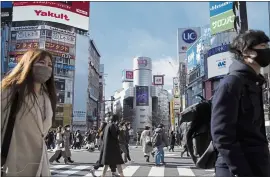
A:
182,29,198,44
186,37,202,73
209,1,233,17
208,44,229,57
1,1,12,8
217,60,226,68
55,63,75,70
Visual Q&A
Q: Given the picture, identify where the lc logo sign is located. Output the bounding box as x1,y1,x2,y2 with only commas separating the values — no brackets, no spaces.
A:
182,29,197,44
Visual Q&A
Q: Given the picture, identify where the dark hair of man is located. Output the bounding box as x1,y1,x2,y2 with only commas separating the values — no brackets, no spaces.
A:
111,114,119,123
229,30,270,60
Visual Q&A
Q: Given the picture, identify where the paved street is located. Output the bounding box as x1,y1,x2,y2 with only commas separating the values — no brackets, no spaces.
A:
48,146,215,176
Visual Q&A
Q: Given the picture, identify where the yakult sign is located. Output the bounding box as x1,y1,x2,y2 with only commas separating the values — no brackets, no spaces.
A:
177,27,201,53
12,1,90,31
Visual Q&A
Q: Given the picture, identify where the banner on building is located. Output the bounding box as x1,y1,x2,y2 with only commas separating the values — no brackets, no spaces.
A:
16,30,40,40
11,25,76,36
173,77,180,98
13,1,90,31
209,2,234,35
170,101,175,130
153,75,164,85
52,31,76,45
16,42,39,50
45,42,69,53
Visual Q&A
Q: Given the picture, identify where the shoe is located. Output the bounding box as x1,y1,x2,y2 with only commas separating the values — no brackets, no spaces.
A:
146,156,150,162
55,160,60,163
68,157,74,163
112,172,120,177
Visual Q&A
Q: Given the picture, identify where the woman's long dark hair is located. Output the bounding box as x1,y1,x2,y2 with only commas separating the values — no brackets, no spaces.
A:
1,49,57,124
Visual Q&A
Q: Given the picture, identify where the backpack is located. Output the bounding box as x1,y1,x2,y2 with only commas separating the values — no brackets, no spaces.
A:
185,72,248,169
152,132,162,147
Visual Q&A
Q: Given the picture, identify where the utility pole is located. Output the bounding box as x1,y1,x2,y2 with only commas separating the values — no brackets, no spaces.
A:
111,96,114,115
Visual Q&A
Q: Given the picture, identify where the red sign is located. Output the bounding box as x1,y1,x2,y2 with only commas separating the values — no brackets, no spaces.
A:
13,1,89,17
137,59,148,67
35,10,70,21
16,42,39,50
126,71,133,80
45,42,69,53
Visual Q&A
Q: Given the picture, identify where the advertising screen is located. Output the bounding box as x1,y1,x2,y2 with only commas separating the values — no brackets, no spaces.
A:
136,86,149,106
13,1,90,31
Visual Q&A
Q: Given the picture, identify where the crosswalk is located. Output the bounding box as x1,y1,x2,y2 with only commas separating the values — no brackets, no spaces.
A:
50,164,215,177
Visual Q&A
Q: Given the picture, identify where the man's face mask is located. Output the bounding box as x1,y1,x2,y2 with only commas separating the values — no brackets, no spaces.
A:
252,48,270,67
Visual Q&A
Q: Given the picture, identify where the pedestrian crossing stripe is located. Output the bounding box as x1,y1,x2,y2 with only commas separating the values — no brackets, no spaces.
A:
50,164,215,177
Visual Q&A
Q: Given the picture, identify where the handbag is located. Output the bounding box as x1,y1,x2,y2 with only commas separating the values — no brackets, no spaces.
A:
1,93,19,175
196,141,217,169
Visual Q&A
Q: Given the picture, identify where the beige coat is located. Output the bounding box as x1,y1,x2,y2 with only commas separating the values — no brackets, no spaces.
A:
1,88,53,177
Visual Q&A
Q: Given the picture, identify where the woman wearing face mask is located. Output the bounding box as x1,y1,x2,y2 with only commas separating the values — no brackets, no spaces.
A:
1,49,57,177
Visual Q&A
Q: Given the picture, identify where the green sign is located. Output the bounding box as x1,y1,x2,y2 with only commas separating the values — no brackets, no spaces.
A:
210,9,235,35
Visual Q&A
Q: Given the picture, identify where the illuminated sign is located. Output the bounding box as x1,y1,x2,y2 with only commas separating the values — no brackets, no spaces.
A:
16,42,39,50
45,42,69,53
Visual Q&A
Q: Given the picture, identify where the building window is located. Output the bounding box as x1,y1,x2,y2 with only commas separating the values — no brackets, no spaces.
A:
67,92,71,98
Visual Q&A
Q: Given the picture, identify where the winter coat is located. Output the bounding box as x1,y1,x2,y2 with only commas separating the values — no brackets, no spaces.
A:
140,130,153,154
1,88,52,177
170,134,176,145
154,128,169,147
211,59,270,177
100,122,124,165
63,130,71,157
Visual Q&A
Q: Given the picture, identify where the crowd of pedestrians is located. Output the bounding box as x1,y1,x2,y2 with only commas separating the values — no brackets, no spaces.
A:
2,30,270,177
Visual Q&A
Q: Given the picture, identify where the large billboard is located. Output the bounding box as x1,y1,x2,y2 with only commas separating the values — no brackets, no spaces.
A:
173,77,180,98
177,27,201,53
12,1,90,31
136,86,149,106
207,45,233,79
209,2,234,35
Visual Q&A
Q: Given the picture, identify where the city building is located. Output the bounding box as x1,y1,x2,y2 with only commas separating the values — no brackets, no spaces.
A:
1,2,91,129
87,39,101,130
109,58,170,132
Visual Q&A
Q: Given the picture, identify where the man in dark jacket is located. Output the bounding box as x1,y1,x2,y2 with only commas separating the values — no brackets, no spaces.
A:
211,30,270,177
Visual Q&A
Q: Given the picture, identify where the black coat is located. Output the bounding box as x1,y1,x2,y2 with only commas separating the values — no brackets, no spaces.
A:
100,122,124,165
170,134,176,145
211,60,270,177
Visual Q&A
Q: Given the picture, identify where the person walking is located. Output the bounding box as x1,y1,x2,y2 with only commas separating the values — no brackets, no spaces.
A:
1,49,56,176
152,124,169,166
140,125,153,162
89,122,119,177
100,115,124,177
211,30,270,177
169,131,176,152
49,126,68,164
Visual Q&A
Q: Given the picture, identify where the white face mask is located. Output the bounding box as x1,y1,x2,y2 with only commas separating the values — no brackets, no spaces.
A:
66,128,70,131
